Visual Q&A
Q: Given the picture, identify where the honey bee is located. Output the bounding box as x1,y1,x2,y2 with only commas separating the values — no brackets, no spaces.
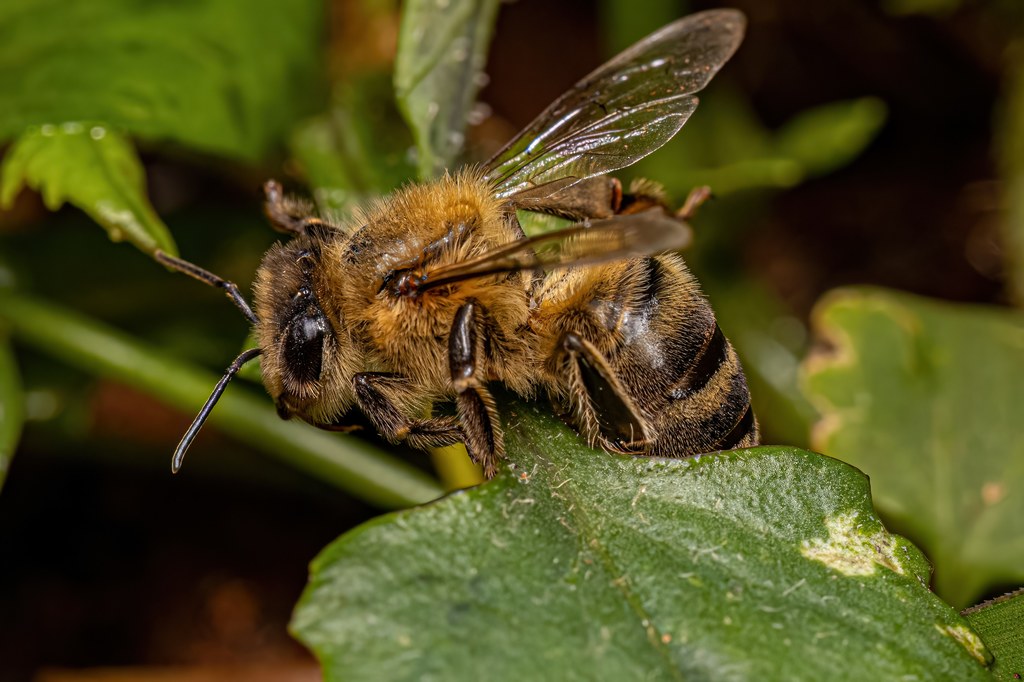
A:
157,8,757,479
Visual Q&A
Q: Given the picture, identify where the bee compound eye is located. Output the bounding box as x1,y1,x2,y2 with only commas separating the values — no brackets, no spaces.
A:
283,312,326,383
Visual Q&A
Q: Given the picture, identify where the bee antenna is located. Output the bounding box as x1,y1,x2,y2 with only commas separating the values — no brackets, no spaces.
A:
172,348,263,473
155,250,260,325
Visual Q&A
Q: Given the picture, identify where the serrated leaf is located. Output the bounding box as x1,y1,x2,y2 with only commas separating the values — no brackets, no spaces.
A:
0,333,23,491
292,400,991,681
964,588,1024,681
1,125,176,255
394,0,500,179
802,287,1024,608
0,0,324,161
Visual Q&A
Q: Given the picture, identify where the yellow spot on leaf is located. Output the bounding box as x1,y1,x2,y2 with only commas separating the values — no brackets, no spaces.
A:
935,624,991,666
801,512,905,576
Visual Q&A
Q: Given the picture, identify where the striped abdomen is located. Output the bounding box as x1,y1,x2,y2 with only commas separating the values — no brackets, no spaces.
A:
537,254,758,457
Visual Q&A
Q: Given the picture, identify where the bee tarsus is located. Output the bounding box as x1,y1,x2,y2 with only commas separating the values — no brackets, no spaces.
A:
449,300,504,478
352,373,463,451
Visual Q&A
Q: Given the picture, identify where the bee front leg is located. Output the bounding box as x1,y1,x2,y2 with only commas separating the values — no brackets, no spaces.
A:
560,333,650,454
449,300,504,479
352,373,462,449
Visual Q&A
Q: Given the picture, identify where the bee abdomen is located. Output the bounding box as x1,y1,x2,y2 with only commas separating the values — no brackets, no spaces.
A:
666,323,728,401
652,340,759,456
540,254,758,458
613,257,758,455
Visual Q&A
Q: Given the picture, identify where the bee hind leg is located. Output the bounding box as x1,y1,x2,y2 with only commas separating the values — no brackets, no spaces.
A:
352,373,463,449
263,179,329,237
508,175,710,225
560,333,650,454
449,300,504,479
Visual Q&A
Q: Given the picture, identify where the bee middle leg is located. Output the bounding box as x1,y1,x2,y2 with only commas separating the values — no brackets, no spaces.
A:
352,373,463,449
449,300,504,479
559,333,650,453
314,422,364,433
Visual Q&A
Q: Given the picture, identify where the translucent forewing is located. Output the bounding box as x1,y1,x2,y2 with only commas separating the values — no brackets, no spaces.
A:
484,9,745,201
418,210,692,291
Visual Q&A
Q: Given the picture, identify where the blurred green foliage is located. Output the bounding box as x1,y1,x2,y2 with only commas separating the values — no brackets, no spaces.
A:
0,334,23,490
0,291,442,507
395,0,500,179
0,0,324,160
289,74,416,217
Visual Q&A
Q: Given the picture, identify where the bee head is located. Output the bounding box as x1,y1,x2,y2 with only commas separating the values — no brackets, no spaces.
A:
253,238,356,424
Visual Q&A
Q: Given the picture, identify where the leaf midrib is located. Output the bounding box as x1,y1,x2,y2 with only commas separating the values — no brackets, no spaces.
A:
528,447,684,681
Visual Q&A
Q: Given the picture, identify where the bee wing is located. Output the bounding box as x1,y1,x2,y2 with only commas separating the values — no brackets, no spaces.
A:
484,9,745,201
419,210,691,291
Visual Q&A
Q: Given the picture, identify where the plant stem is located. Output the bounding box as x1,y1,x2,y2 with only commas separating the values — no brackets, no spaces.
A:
0,292,444,508
429,444,484,491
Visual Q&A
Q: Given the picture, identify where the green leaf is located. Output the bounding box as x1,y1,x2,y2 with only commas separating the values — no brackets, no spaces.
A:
598,0,683,54
0,333,24,491
289,74,416,216
1,125,176,255
292,400,991,681
772,97,888,179
0,0,324,161
802,287,1024,608
0,291,443,509
964,588,1024,680
630,94,885,197
394,0,500,179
